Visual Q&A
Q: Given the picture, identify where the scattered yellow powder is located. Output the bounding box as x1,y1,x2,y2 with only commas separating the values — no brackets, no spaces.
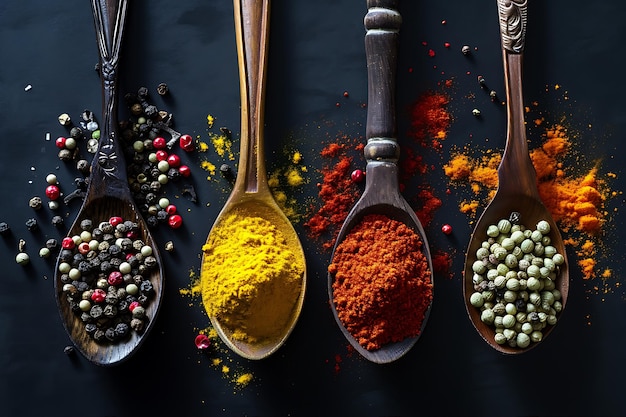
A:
236,373,253,387
200,160,217,180
198,141,209,152
292,151,302,164
207,114,215,128
286,166,304,187
210,132,235,160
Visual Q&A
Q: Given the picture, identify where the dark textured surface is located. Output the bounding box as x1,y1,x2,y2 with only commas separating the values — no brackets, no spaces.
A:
0,0,624,415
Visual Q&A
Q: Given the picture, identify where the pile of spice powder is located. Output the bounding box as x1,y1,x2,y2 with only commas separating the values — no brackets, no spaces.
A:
304,139,363,250
201,212,304,343
444,122,616,282
328,214,433,350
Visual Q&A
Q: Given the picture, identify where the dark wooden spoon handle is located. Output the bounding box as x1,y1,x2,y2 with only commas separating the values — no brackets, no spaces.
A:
90,0,130,198
496,0,537,196
363,0,402,164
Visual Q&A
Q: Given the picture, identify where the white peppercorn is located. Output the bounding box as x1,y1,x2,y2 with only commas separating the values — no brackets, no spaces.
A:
15,252,30,265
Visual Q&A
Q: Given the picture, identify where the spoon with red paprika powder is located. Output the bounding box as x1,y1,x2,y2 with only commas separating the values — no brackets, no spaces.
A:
327,0,434,364
463,0,568,353
53,0,164,366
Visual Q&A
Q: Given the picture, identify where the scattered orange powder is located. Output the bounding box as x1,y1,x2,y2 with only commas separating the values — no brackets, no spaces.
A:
444,123,613,281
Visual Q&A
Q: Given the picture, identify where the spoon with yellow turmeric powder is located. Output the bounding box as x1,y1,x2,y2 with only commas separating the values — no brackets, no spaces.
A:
463,0,569,353
199,0,306,360
327,0,434,364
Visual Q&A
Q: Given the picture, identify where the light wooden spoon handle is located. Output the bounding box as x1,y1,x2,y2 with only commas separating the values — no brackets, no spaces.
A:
234,0,270,194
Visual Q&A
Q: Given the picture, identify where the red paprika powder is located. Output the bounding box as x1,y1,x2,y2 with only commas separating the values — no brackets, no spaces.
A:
328,214,433,351
305,141,362,250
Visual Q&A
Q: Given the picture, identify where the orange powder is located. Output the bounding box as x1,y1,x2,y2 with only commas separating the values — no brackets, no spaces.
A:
444,123,611,280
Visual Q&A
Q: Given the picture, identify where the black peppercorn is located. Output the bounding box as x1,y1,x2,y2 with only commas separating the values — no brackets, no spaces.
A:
0,222,10,236
115,322,130,338
93,329,106,343
156,83,169,96
25,218,38,231
146,216,159,228
63,345,75,355
70,126,84,139
52,215,64,227
89,305,104,319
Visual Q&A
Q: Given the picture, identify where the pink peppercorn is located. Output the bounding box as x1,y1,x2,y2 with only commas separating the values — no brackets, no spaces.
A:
55,137,67,149
168,214,183,229
91,289,106,303
45,185,60,200
78,242,91,255
179,134,195,152
178,165,191,177
155,150,168,161
165,204,177,215
107,271,123,286
167,154,181,168
442,224,453,235
152,137,167,149
194,334,211,350
109,216,123,226
61,237,75,249
128,301,140,312
351,169,365,183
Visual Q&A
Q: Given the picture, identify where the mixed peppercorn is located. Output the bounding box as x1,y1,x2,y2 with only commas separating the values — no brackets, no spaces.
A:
59,216,157,343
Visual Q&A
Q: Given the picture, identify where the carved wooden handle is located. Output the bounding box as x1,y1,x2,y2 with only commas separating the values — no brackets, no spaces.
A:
363,0,402,164
497,0,527,54
91,0,128,187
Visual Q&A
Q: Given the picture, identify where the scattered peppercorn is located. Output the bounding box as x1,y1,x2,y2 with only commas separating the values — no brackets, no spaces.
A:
29,196,43,210
461,45,471,55
15,252,30,266
0,222,10,236
442,224,453,235
25,218,38,231
156,82,169,96
63,345,75,355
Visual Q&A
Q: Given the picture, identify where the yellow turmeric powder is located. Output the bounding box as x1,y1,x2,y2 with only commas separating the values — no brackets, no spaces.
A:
201,210,304,344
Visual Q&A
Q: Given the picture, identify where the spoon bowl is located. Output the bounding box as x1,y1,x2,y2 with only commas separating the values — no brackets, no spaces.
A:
199,0,306,360
327,0,433,364
53,0,163,366
463,0,569,354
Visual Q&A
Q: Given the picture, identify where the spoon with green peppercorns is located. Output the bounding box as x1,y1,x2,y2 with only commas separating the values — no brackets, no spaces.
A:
53,0,163,366
463,0,569,354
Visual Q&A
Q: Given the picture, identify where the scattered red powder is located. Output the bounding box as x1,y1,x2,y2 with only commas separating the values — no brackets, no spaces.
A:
305,141,361,250
432,250,453,279
408,91,452,148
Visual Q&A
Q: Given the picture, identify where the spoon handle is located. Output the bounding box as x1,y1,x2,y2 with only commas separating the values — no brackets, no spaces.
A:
90,0,130,197
496,0,537,194
233,0,270,194
363,0,402,165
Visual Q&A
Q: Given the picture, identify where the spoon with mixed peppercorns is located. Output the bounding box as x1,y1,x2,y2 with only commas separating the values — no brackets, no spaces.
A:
463,0,569,354
54,0,163,366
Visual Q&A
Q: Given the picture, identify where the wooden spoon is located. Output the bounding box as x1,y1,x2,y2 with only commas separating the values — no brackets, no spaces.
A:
463,0,569,354
54,0,164,366
327,0,434,364
199,0,306,360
